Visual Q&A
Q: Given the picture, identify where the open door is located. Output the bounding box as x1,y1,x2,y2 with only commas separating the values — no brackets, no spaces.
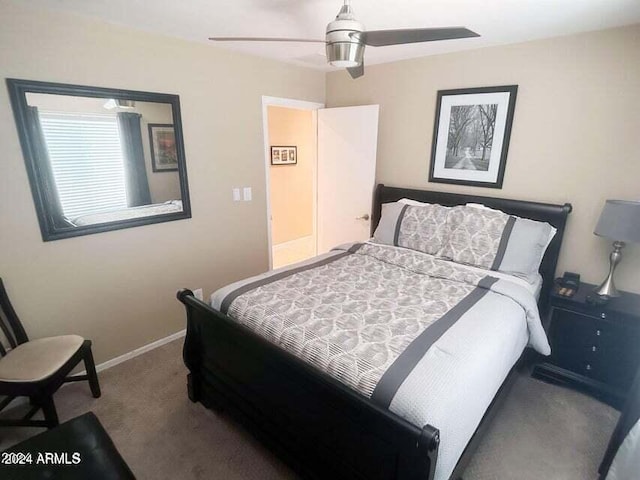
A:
317,105,379,254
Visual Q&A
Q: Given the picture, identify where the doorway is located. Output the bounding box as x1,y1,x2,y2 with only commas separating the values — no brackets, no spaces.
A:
262,97,380,271
262,97,323,270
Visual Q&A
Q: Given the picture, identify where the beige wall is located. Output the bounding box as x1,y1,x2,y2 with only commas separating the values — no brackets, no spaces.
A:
268,106,315,245
0,1,324,364
327,25,640,294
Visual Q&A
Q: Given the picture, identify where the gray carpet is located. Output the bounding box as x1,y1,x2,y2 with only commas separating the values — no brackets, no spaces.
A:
0,339,618,479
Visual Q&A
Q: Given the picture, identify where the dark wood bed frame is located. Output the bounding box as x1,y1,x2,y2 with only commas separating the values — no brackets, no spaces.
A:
178,184,572,480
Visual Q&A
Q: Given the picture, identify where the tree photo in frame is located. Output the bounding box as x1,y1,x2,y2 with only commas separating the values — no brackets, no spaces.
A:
429,85,518,188
148,123,178,172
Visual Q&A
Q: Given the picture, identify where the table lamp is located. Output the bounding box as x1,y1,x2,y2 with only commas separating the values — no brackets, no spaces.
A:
593,199,640,298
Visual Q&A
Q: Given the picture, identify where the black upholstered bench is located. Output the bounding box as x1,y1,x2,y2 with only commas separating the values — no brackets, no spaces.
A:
0,412,135,479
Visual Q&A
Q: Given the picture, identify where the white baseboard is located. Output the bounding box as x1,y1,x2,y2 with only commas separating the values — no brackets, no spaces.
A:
92,329,186,373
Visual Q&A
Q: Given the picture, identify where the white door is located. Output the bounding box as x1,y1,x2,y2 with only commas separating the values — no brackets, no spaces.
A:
317,105,379,254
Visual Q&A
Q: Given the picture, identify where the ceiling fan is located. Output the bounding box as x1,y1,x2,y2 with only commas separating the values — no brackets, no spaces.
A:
209,0,479,79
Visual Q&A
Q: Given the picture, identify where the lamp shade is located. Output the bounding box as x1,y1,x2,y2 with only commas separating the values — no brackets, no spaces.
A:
594,200,640,244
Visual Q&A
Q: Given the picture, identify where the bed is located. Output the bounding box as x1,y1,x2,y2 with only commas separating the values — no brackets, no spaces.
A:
178,184,572,480
71,200,183,226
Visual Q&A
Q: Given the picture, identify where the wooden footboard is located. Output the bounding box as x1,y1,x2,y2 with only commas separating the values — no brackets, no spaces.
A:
178,289,440,480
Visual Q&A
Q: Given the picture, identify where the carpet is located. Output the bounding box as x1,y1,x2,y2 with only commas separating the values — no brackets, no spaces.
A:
0,339,618,479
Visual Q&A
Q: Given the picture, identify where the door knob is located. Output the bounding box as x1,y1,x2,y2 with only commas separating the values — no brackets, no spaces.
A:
356,214,370,221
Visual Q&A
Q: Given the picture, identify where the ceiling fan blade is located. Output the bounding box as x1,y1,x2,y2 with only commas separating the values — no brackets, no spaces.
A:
347,63,364,79
209,37,325,43
359,27,479,47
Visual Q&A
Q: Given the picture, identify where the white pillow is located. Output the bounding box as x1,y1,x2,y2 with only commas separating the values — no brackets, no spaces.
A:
373,201,450,255
465,202,557,260
442,204,556,277
398,198,431,206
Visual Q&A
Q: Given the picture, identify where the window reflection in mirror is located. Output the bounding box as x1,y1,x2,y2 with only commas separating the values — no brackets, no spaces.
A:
7,80,190,241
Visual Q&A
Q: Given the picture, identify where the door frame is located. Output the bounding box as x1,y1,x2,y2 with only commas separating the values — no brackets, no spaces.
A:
261,96,325,270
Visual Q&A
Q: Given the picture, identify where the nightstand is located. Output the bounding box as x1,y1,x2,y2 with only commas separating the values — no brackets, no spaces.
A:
532,282,640,409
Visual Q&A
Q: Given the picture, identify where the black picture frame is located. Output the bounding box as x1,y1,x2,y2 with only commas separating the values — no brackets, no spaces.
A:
148,123,178,172
5,78,192,242
271,146,297,165
428,85,518,189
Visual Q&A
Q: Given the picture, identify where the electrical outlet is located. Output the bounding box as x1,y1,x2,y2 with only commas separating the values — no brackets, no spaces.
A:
193,288,203,301
232,188,241,202
243,187,252,201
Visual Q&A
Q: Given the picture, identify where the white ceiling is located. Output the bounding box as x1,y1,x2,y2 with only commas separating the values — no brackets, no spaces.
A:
23,0,640,70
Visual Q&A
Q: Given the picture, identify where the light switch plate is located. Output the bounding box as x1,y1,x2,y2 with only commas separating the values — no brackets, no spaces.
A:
232,188,241,202
243,187,252,201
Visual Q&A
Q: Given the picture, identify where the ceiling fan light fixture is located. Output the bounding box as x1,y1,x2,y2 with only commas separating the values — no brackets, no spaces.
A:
104,99,136,110
325,2,365,68
326,42,364,68
330,59,360,68
116,99,136,108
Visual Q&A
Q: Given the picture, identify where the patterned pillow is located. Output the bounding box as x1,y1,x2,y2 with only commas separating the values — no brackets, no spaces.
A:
440,205,555,277
373,202,449,255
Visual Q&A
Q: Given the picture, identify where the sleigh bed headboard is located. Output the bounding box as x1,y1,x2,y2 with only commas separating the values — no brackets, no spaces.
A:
371,184,573,313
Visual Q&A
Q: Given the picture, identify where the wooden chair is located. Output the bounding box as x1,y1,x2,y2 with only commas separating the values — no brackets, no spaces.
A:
0,278,100,429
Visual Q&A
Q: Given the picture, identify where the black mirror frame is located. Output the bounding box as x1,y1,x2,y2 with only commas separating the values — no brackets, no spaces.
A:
6,78,192,241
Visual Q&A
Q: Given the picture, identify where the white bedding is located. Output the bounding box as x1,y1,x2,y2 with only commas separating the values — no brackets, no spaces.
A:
211,242,547,480
71,200,183,226
359,243,534,480
373,241,544,299
389,271,529,480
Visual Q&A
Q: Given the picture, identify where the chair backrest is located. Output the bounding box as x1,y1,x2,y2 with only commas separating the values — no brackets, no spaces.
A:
0,278,29,356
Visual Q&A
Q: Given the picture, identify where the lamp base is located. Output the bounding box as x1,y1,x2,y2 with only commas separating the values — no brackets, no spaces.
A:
594,241,624,298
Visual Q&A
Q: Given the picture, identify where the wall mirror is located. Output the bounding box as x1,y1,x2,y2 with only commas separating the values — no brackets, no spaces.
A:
6,79,191,241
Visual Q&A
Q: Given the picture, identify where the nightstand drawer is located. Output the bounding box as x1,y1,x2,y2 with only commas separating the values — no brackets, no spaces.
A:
548,308,602,373
582,360,598,379
593,323,640,391
534,283,640,409
549,308,640,381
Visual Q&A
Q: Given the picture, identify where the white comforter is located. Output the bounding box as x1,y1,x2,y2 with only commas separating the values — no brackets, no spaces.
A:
211,242,549,480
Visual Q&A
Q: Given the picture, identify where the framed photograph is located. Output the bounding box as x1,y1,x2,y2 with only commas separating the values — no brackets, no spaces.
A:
271,146,297,165
428,85,518,189
148,124,178,172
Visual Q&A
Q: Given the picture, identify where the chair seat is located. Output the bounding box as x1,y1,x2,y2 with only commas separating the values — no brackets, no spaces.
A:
0,335,84,382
